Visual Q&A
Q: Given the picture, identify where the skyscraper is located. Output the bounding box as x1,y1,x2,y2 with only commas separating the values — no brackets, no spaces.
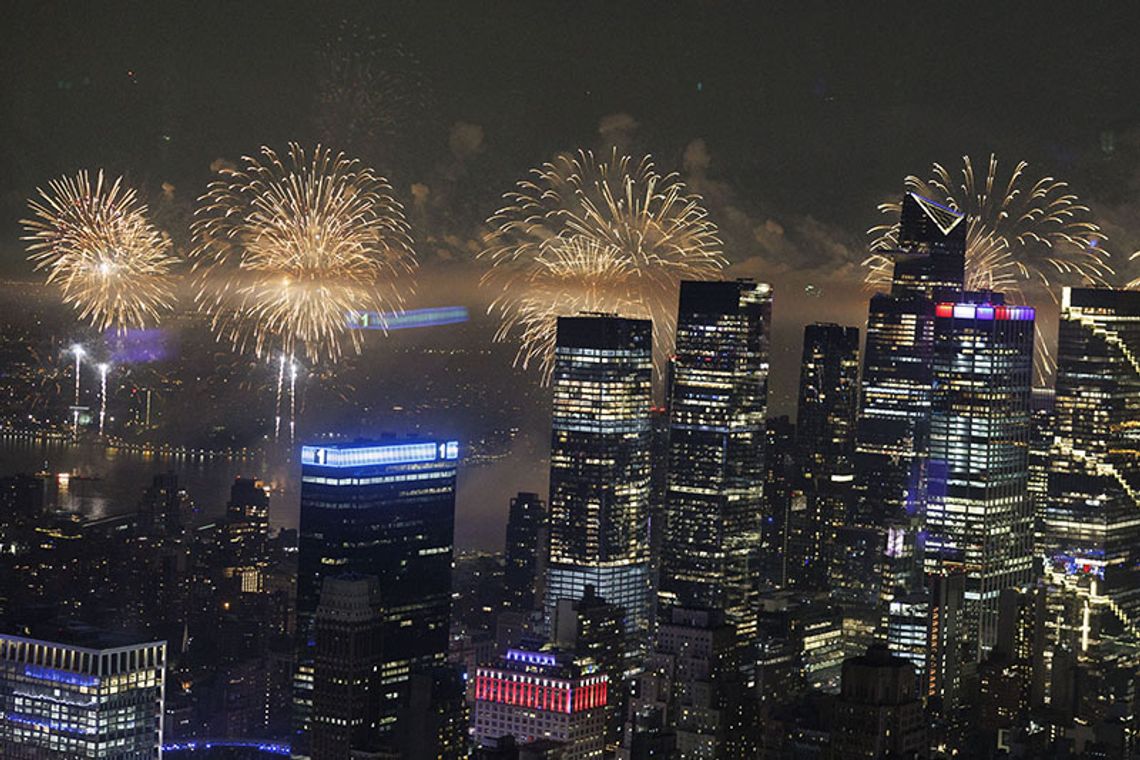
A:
925,295,1035,657
545,315,653,661
830,644,927,759
660,279,770,643
1040,288,1140,631
311,574,383,760
855,192,966,602
791,322,859,590
296,439,459,741
504,492,547,613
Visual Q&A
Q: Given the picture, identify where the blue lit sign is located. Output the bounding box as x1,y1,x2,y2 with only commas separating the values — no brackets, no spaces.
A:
300,440,460,468
506,649,557,666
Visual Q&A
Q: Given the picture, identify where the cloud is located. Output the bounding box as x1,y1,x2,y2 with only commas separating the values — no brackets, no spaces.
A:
598,113,639,149
448,121,485,161
682,139,711,175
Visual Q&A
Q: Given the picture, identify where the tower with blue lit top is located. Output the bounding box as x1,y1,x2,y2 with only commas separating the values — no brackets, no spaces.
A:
294,439,459,745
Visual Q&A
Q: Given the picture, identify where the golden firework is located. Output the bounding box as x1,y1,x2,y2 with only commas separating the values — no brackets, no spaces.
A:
22,170,177,331
190,143,415,364
482,149,725,381
865,154,1113,379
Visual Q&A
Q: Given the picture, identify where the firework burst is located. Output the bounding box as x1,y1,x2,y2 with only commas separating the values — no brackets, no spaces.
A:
482,149,726,381
190,143,416,366
21,171,178,332
865,154,1113,379
866,154,1112,292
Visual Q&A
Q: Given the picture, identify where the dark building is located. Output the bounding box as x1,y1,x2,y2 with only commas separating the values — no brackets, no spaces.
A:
0,473,44,525
545,316,653,660
138,472,193,537
761,415,798,587
310,574,383,759
296,439,458,742
504,492,546,614
660,279,770,648
925,295,1035,658
224,477,271,592
791,322,859,591
830,644,927,759
855,193,966,603
553,586,626,753
394,666,470,760
1040,288,1140,630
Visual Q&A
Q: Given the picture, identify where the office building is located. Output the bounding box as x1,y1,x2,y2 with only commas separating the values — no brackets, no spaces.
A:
1040,287,1140,631
545,316,653,658
925,295,1035,658
472,648,608,760
552,587,625,753
296,438,458,740
855,193,966,601
0,630,166,758
791,322,859,590
310,574,383,759
830,644,927,759
504,492,547,613
660,279,770,643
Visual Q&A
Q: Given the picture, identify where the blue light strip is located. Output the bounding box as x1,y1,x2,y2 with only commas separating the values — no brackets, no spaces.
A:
300,440,459,468
3,712,98,735
24,666,99,688
163,740,291,755
347,306,469,331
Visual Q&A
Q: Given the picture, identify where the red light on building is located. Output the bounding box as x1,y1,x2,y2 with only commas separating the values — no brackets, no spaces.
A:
475,672,606,713
935,303,954,318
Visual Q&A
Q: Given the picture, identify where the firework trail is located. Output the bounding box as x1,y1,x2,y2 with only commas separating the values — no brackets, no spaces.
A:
191,143,415,441
865,154,1113,379
97,363,109,437
482,148,726,381
21,171,179,332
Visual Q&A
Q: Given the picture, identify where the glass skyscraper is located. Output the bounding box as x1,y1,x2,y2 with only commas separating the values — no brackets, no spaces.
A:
660,279,770,644
545,315,654,665
295,439,459,742
1040,287,1140,631
924,294,1035,657
855,192,966,602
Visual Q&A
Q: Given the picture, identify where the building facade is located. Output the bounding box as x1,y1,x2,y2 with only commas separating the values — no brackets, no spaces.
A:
472,649,608,760
792,322,859,591
1040,287,1140,632
0,631,166,758
924,296,1035,657
660,280,770,644
504,492,547,614
545,316,653,662
296,439,458,741
310,574,383,760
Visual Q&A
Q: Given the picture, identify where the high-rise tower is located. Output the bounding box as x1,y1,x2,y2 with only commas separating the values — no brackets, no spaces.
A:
855,193,966,602
925,294,1035,657
296,439,458,742
545,315,654,663
791,322,859,590
660,280,771,643
503,492,546,613
1040,287,1140,631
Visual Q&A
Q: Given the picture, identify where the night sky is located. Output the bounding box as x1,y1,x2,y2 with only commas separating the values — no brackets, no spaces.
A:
3,1,1140,412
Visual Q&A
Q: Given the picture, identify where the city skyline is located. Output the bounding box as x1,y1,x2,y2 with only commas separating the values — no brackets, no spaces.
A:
2,4,1140,759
